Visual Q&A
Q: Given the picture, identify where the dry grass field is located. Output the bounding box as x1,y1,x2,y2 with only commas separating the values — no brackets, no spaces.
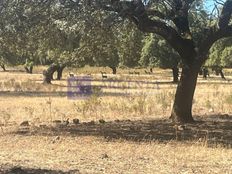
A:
0,66,232,173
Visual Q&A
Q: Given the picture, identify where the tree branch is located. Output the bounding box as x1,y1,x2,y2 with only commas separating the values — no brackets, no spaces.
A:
218,0,232,29
101,0,197,63
199,26,232,62
146,9,166,19
198,0,232,62
133,16,196,63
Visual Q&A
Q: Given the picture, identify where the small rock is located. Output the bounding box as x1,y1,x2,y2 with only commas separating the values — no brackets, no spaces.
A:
138,157,150,160
114,119,120,123
20,121,29,127
73,118,80,125
39,124,47,128
221,114,230,119
63,118,69,126
56,118,69,127
101,153,109,159
52,120,62,124
99,119,106,124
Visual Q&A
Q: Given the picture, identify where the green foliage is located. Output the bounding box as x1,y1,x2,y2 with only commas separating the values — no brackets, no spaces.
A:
0,0,231,71
207,38,232,67
77,10,120,69
117,22,144,68
140,34,180,69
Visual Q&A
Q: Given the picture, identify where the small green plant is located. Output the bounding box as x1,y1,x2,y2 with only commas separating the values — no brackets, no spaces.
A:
205,99,212,110
80,95,102,117
225,94,232,105
92,86,102,96
132,94,147,115
2,111,11,125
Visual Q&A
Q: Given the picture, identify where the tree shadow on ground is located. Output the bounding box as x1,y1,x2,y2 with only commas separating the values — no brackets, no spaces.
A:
16,114,232,148
0,166,79,174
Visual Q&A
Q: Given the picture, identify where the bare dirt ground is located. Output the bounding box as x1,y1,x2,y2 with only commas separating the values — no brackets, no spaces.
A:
0,67,232,173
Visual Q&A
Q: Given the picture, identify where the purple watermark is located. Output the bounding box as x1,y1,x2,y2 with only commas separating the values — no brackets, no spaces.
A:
67,76,93,99
67,76,161,99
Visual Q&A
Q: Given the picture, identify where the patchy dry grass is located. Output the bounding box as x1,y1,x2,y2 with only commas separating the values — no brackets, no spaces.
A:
0,135,232,173
0,66,232,173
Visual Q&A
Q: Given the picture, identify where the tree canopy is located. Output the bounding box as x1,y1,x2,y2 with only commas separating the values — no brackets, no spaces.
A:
94,0,232,123
0,0,232,123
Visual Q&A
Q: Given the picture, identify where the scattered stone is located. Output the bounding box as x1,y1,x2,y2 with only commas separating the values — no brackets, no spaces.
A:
54,118,69,127
221,114,230,119
62,118,69,126
20,121,29,127
53,120,62,124
99,119,106,124
73,118,80,125
4,166,79,174
101,153,109,159
138,157,150,161
114,119,120,123
39,124,47,128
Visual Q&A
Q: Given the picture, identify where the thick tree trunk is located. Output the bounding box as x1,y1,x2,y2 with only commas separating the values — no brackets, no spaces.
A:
43,70,51,84
29,66,33,74
25,65,33,74
56,65,66,80
25,66,30,73
42,64,59,84
202,67,208,79
1,64,6,71
110,66,117,74
219,69,226,79
171,64,200,123
172,66,179,83
213,66,226,79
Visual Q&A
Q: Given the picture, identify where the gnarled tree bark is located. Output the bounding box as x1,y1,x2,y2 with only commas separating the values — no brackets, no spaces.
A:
56,65,66,80
1,64,6,71
172,66,179,83
171,63,201,123
43,64,59,84
110,66,117,74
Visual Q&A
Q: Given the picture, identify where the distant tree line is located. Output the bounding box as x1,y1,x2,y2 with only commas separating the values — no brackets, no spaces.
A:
0,1,231,83
1,0,232,123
